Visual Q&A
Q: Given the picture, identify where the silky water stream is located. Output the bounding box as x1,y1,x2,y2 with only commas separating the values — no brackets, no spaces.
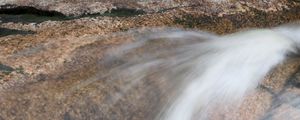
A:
70,24,300,120
1,24,300,120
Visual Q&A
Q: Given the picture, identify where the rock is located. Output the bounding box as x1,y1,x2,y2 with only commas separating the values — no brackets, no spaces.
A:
209,59,300,120
210,89,273,120
0,0,300,120
0,0,298,16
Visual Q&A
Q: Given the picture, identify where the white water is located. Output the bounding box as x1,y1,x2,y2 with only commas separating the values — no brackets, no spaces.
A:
79,24,300,120
161,28,297,120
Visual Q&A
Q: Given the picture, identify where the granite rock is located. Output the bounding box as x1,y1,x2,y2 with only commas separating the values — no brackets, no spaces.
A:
0,0,300,120
0,0,298,16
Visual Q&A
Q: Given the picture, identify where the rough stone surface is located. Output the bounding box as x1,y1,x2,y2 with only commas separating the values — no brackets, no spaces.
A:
0,0,299,16
0,0,300,120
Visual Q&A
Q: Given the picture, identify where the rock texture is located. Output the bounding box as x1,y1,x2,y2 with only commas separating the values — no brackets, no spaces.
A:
0,0,300,120
0,0,298,16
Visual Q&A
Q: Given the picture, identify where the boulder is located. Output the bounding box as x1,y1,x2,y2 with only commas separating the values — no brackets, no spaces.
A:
0,0,300,120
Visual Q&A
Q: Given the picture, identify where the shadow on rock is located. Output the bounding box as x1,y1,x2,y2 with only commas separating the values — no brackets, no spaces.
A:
0,28,35,37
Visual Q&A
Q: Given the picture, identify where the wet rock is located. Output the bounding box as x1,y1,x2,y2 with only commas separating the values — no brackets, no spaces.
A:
0,0,300,120
200,58,300,120
210,89,273,120
261,58,300,93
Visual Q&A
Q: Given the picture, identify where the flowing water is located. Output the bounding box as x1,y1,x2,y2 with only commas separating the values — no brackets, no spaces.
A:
1,20,300,119
1,1,300,119
79,24,300,120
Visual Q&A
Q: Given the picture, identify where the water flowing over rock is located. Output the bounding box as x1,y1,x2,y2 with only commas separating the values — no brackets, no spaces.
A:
0,0,300,120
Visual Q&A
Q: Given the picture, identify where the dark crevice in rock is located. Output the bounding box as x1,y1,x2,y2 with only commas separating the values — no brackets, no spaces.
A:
0,4,146,17
0,14,69,23
259,85,276,95
0,63,14,73
108,7,146,16
285,67,300,88
0,28,35,37
291,0,300,2
0,63,14,80
106,7,146,16
0,4,65,17
0,5,146,23
0,5,68,23
157,4,202,13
